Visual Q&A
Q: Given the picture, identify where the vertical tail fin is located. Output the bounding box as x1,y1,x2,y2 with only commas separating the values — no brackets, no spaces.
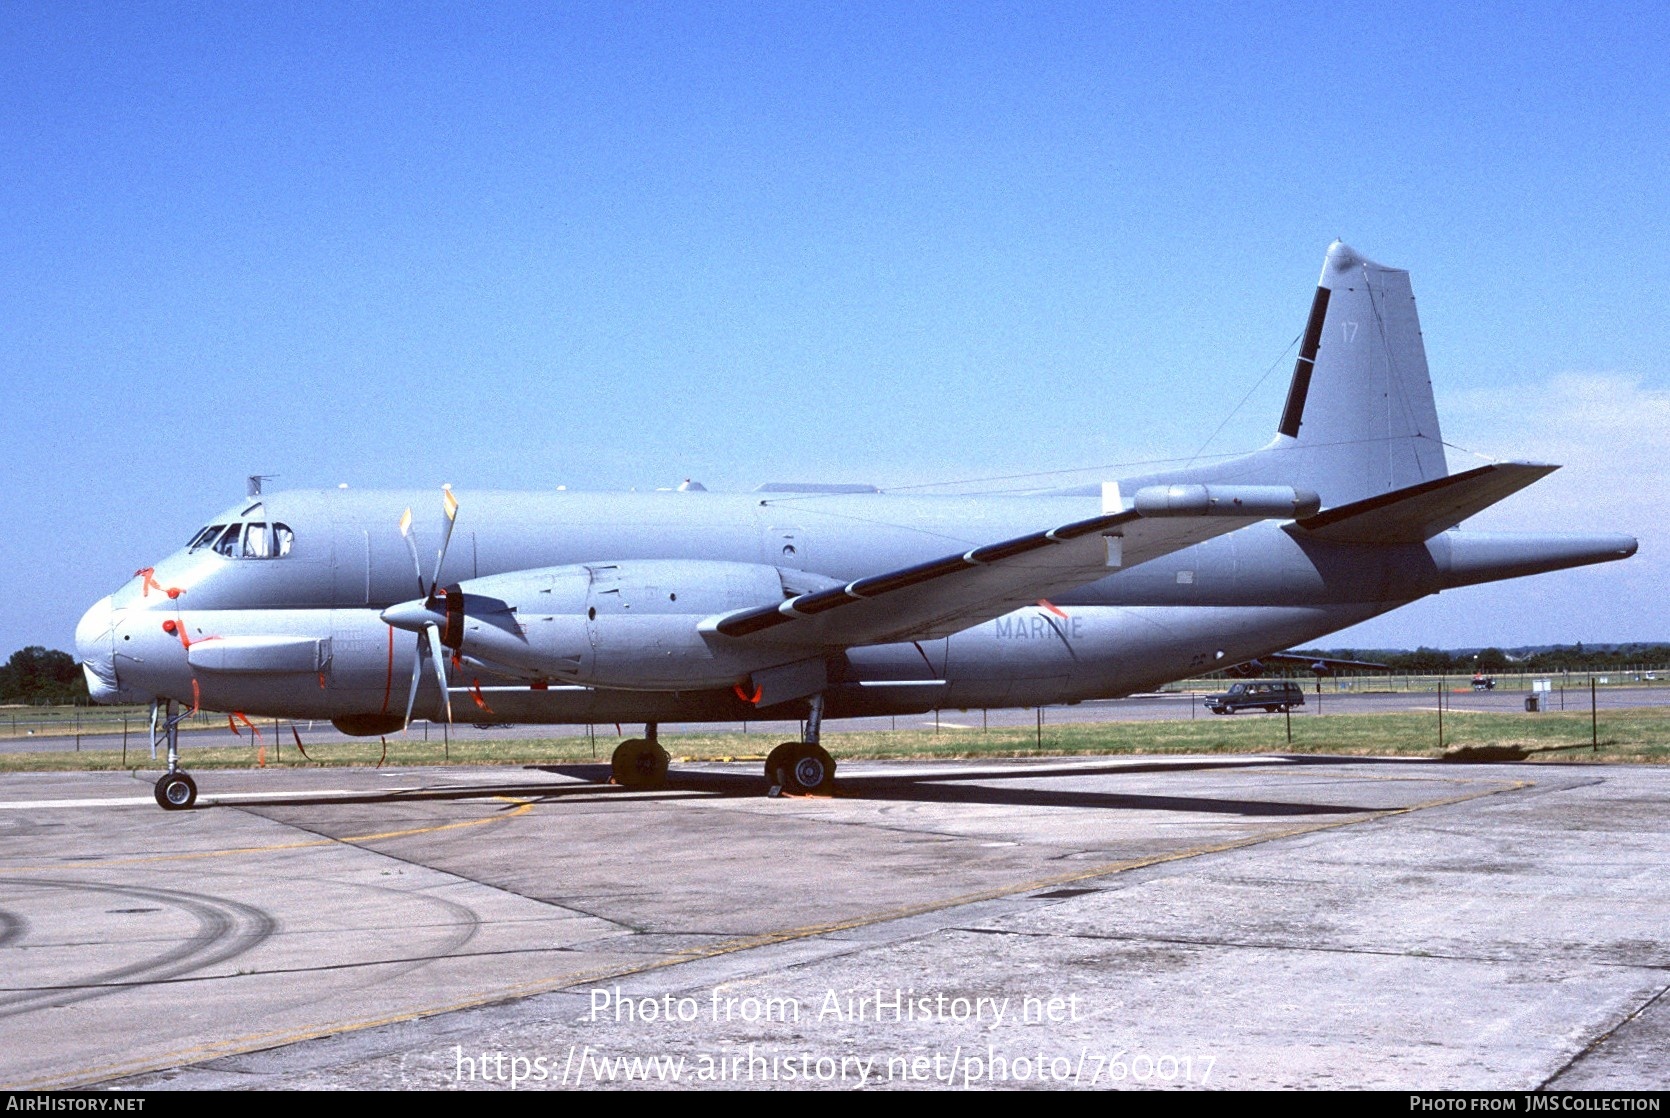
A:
1123,242,1449,508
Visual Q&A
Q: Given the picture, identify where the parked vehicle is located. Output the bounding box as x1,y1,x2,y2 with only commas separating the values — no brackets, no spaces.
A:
1206,681,1307,714
1471,674,1496,691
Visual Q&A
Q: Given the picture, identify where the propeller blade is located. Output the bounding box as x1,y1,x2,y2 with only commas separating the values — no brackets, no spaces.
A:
398,508,425,597
425,621,453,723
402,631,426,732
426,485,459,604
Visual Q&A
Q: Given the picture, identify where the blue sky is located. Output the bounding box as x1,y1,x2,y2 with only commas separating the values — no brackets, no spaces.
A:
3,2,1666,656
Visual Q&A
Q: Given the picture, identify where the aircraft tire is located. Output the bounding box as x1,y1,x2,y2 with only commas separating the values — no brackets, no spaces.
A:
783,743,835,796
611,739,668,789
764,742,800,788
154,771,198,811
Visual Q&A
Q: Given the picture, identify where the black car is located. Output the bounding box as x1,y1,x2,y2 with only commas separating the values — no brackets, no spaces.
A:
1206,681,1307,714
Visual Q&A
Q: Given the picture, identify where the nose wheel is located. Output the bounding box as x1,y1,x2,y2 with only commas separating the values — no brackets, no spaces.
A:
154,770,198,811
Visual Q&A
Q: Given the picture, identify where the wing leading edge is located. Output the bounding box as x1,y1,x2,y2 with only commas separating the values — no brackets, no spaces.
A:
706,484,1319,649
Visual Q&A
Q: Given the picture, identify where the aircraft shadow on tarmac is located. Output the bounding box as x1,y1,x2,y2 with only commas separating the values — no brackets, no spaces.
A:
204,755,1397,817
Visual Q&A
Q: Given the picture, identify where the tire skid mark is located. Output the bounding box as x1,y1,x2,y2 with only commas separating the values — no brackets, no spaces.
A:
0,909,27,949
249,881,483,1017
0,879,275,1017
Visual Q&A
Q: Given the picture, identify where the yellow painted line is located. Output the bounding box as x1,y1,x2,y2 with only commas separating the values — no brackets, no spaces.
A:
18,774,1529,1090
0,798,535,874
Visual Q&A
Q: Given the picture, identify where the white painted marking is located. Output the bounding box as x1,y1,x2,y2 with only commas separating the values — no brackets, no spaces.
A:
0,789,367,810
0,783,710,810
0,796,158,809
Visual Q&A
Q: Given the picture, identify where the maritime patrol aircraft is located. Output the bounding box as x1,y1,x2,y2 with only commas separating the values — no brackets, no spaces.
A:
75,243,1637,809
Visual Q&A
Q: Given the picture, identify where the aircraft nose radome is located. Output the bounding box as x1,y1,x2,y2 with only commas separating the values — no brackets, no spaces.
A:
75,595,120,701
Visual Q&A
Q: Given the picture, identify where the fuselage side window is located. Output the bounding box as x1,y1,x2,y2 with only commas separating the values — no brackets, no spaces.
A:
241,523,294,559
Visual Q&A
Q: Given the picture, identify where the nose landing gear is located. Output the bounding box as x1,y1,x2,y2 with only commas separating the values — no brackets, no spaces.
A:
151,700,198,810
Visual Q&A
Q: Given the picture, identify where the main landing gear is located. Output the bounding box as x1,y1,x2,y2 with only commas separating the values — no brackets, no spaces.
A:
764,693,835,796
151,700,198,811
607,692,839,798
611,722,670,789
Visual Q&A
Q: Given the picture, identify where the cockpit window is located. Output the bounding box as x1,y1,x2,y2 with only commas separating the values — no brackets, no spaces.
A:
189,518,295,558
187,525,224,551
242,523,294,558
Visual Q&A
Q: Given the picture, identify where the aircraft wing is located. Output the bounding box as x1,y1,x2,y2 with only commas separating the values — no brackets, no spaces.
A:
1227,652,1390,677
706,484,1317,648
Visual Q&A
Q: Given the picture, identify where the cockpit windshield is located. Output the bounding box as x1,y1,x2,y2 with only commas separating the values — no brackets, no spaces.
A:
211,524,243,557
186,525,224,551
187,520,294,558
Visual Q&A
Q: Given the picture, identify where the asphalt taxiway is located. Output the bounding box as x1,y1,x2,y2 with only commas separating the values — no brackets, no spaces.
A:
1,756,1665,1090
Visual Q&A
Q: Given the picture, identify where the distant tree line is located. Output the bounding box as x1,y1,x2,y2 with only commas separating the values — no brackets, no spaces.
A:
0,647,90,705
1294,643,1670,676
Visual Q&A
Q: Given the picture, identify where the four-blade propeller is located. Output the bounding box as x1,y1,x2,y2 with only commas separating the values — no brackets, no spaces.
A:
385,487,460,729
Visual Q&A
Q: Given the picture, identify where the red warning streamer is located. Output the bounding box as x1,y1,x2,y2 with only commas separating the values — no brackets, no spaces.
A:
134,568,184,600
379,624,395,714
227,711,262,741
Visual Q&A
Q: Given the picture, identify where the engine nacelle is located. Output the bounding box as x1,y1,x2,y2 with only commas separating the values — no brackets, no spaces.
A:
438,560,838,692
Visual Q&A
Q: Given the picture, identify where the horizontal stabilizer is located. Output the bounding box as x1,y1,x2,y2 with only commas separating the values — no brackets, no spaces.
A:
1292,463,1556,545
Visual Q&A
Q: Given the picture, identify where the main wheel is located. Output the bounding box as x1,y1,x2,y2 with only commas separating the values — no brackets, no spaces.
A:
154,771,198,811
611,739,669,788
763,742,800,788
783,743,836,796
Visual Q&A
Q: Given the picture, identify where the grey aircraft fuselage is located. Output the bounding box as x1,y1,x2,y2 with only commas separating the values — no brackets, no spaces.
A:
74,241,1639,738
75,485,1632,730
